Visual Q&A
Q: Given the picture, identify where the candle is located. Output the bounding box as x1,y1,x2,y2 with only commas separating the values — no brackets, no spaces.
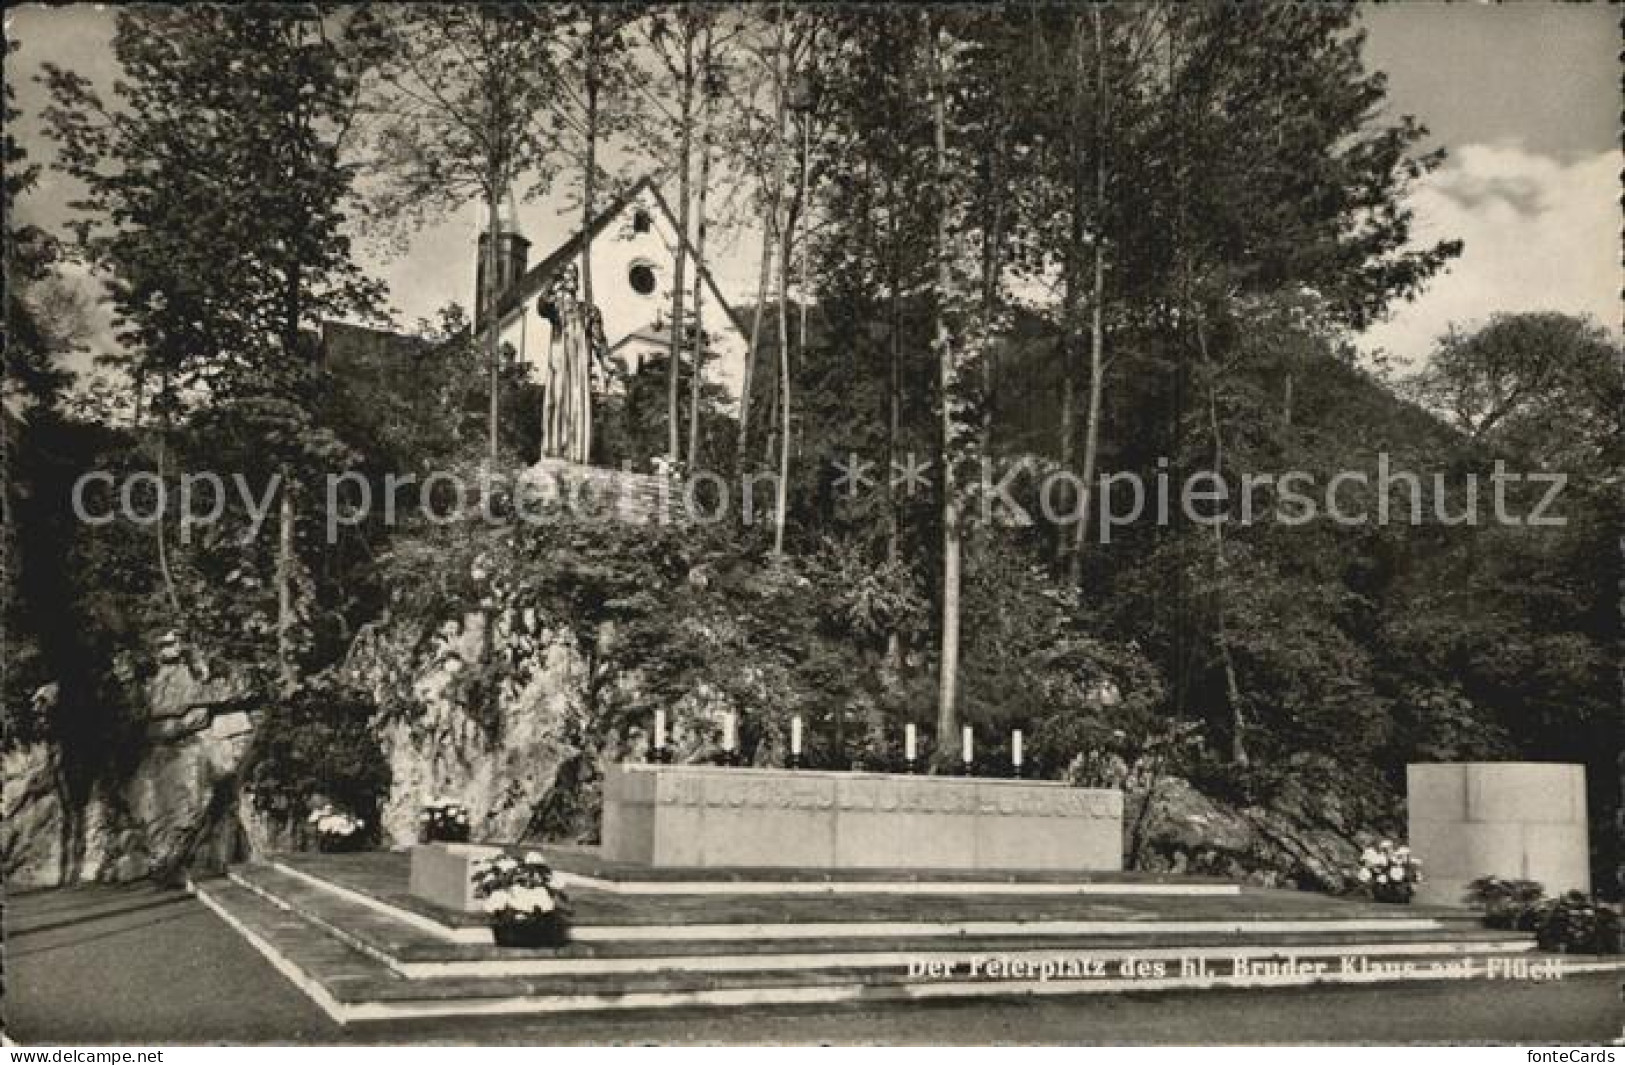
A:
654,709,666,750
1012,729,1023,767
724,711,737,752
962,724,973,765
791,715,803,755
904,723,917,761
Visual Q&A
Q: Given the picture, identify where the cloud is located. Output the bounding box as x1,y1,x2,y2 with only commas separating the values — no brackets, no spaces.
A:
1359,142,1622,369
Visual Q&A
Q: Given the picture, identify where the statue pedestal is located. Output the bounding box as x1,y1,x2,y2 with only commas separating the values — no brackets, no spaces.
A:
408,842,502,913
1407,762,1589,906
601,764,1124,872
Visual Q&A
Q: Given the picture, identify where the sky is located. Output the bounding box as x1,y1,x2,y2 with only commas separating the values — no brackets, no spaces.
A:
5,2,1621,375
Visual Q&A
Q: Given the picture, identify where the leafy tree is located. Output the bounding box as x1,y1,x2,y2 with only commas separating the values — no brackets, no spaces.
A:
354,5,561,465
44,7,384,687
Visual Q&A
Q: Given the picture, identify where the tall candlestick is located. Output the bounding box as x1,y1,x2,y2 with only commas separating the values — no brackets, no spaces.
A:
1012,729,1023,767
654,709,666,751
791,715,803,756
904,723,917,761
962,724,973,765
724,711,738,752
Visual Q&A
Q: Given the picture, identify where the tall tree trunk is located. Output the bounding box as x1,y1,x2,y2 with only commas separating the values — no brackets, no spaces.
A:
1056,204,1082,564
772,228,792,555
687,38,714,470
886,211,903,570
579,26,600,465
882,190,904,674
738,220,775,465
275,476,297,691
277,254,307,692
1192,296,1247,766
153,412,182,617
927,21,961,756
666,30,695,464
796,114,812,364
485,187,502,465
1068,6,1110,581
977,129,1006,457
768,27,793,554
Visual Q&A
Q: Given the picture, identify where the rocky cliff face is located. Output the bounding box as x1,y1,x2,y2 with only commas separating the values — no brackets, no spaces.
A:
1127,774,1367,893
343,607,596,848
4,604,615,886
2,650,266,889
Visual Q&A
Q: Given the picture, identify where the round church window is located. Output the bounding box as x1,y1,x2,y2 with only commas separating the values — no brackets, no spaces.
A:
628,262,658,296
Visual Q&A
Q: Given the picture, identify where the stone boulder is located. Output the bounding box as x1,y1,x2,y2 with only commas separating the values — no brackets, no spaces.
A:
1127,774,1365,892
347,607,589,848
1,657,265,888
3,743,67,889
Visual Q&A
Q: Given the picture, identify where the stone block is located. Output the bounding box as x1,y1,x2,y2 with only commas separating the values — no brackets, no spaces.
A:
601,764,1123,872
1408,762,1589,906
409,842,502,913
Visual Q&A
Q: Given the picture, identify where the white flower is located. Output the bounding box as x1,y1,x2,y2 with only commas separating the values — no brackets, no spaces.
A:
1378,840,1393,851
1357,868,1372,882
482,890,511,914
511,886,555,914
1360,848,1380,866
495,856,518,872
1395,846,1411,860
1375,873,1388,884
419,811,432,822
524,851,546,865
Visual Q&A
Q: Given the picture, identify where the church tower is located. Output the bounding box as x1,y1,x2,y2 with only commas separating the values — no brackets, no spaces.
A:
474,200,530,331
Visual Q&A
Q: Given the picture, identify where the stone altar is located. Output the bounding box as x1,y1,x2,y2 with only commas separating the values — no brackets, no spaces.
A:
601,763,1124,871
409,841,502,912
1407,762,1589,907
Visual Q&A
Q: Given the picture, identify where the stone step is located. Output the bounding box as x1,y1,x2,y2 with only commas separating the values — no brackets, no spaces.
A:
243,860,1481,940
539,843,1243,889
270,853,1477,931
193,876,1616,1027
227,863,1529,977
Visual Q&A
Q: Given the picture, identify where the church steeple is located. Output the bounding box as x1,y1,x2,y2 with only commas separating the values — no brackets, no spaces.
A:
475,198,530,330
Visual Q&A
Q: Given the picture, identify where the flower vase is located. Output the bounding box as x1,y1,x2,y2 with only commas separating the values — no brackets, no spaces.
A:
492,913,571,949
1372,883,1413,904
421,822,471,845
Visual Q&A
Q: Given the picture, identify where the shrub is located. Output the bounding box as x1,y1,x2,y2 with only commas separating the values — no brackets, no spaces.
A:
1533,891,1599,953
1466,875,1547,929
244,684,391,835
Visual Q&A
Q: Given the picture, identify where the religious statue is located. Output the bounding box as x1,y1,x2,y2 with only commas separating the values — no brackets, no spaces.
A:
536,264,609,464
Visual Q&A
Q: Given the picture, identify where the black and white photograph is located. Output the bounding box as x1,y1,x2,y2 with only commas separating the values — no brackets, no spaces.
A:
2,1,1621,1049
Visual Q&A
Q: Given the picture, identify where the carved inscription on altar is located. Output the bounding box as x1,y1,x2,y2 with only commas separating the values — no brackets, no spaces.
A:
651,770,1119,819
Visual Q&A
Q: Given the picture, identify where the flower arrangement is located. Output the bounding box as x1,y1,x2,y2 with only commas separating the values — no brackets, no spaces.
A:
470,850,572,948
1356,840,1423,903
307,804,367,853
418,797,472,843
